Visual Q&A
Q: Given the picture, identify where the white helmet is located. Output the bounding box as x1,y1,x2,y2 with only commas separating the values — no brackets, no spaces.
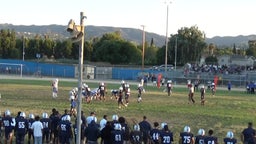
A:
161,122,167,129
20,112,26,118
121,80,125,84
65,115,71,121
212,82,215,85
201,85,205,89
83,83,88,88
29,113,35,119
119,87,123,91
134,124,140,131
42,112,48,118
55,78,59,82
73,87,78,92
138,84,141,87
5,110,11,116
101,82,104,86
184,126,191,132
226,131,234,138
114,123,122,130
125,84,129,88
112,114,118,121
198,129,205,136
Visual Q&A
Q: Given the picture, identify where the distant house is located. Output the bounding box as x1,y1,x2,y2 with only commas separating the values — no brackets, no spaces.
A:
218,55,255,66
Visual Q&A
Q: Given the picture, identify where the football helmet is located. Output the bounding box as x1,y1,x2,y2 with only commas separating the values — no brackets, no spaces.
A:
112,114,118,121
198,129,205,136
42,112,48,118
119,87,123,91
114,123,122,130
161,122,167,129
5,110,11,116
20,112,26,118
65,115,71,121
29,113,35,119
121,80,125,84
226,131,234,138
184,125,191,132
134,124,140,131
101,82,104,86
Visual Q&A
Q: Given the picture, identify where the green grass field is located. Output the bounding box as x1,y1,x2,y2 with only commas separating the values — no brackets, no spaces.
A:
0,78,255,144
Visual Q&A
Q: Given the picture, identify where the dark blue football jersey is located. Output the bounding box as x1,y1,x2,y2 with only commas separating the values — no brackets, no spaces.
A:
223,138,237,144
180,132,194,144
160,131,173,144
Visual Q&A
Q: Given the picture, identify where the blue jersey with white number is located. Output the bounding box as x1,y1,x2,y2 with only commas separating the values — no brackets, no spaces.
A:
40,118,51,132
160,130,173,144
180,132,194,144
2,116,15,132
111,130,124,144
15,117,28,135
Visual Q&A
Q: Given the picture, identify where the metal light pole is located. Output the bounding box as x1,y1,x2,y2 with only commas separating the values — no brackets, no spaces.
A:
22,36,25,61
67,12,86,144
165,1,171,73
141,25,145,71
76,11,85,144
175,36,177,71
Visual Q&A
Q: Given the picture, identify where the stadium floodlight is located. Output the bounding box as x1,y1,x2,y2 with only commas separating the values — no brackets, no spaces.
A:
66,12,86,144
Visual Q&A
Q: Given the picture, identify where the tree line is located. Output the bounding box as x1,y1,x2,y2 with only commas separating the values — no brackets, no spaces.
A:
1,26,253,66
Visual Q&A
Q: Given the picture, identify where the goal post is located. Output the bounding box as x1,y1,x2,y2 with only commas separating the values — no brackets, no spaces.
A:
0,63,24,77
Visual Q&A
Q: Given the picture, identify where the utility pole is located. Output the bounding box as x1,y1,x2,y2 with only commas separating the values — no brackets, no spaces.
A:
141,25,145,71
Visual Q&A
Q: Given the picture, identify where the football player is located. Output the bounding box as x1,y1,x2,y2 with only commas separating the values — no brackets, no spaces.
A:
200,85,206,105
150,122,161,144
166,80,173,96
27,114,35,144
58,115,73,144
124,83,131,105
51,78,59,98
2,110,16,144
224,131,237,144
130,124,143,144
211,82,216,96
137,84,145,103
195,129,206,144
117,87,127,109
111,123,125,144
15,112,28,144
98,82,107,101
159,124,173,144
41,112,52,144
204,129,218,144
179,125,194,144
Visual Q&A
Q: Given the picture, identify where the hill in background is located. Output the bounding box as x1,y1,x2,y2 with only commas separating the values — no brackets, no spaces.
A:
0,23,256,48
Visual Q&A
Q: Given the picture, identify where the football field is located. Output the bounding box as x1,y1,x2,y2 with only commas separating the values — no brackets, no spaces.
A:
0,75,254,144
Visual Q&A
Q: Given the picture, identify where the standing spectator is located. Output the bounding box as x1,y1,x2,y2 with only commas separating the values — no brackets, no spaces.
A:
204,129,218,144
100,115,108,131
159,124,173,144
2,110,15,144
139,116,152,144
241,122,255,144
200,85,206,105
84,120,100,144
227,81,232,92
179,125,194,144
31,115,43,144
51,78,59,98
150,122,161,144
224,131,237,144
41,112,51,144
195,129,206,144
130,124,143,144
28,114,35,144
15,112,28,144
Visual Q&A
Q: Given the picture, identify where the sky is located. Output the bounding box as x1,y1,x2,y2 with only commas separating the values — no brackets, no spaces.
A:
1,0,256,38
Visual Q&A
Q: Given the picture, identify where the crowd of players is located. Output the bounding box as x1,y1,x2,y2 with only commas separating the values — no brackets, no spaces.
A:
0,108,255,144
